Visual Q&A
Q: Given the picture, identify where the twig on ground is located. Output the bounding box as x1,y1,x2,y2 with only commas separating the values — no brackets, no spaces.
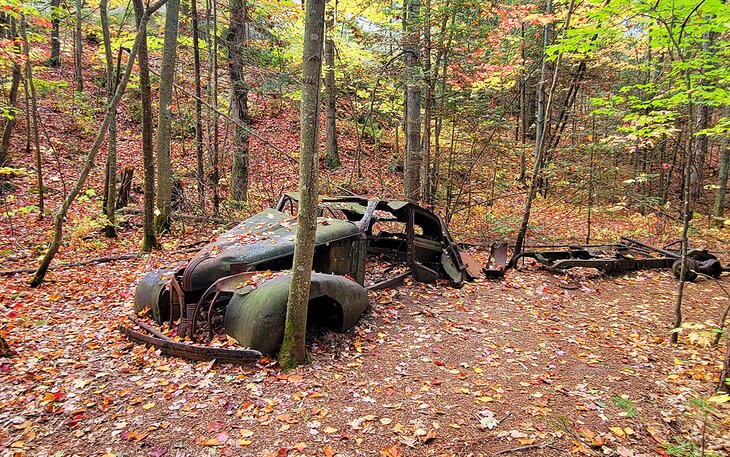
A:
496,439,555,455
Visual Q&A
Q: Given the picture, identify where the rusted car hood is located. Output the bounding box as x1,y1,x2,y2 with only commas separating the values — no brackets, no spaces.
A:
182,209,360,291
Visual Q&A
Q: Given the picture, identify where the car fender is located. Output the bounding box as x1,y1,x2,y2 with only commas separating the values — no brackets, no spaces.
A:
134,269,175,324
224,272,369,355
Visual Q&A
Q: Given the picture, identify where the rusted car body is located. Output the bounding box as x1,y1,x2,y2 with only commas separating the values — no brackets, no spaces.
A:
128,194,474,360
514,237,724,281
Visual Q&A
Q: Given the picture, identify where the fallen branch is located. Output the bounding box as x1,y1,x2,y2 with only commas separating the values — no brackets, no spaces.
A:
496,439,556,455
0,244,206,276
119,207,228,224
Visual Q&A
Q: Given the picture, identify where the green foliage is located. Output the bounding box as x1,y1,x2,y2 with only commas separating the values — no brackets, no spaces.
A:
610,396,638,418
32,78,68,98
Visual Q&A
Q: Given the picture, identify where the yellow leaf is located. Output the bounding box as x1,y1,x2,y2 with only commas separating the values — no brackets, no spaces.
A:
517,437,535,445
323,426,338,434
609,427,626,438
708,394,730,404
142,402,156,410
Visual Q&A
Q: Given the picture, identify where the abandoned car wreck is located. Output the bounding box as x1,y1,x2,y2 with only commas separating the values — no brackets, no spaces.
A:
123,194,478,362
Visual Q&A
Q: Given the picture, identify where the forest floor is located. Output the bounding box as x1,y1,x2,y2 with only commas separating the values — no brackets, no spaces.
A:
1,245,730,457
2,55,730,457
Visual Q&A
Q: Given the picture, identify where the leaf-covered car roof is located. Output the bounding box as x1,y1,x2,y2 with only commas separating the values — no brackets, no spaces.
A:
181,208,361,291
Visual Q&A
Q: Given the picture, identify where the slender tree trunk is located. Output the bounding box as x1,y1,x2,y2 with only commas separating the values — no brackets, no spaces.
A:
207,0,221,215
432,4,454,203
133,0,159,251
690,103,710,201
403,0,422,202
279,0,325,369
534,0,552,166
100,0,117,237
421,0,431,203
511,0,573,263
0,18,20,165
712,108,730,228
74,0,83,91
21,17,44,218
690,32,715,202
324,0,340,169
719,334,730,392
672,71,696,345
49,0,61,67
155,0,180,232
227,0,251,202
518,23,527,183
191,0,205,206
31,0,167,287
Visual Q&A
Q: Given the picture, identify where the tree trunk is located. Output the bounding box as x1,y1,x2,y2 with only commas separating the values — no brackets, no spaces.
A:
712,108,730,228
432,4,455,203
0,17,20,165
690,32,715,202
49,0,61,67
74,0,83,92
672,73,696,345
518,23,527,183
155,0,180,233
206,0,221,215
403,0,422,202
324,0,340,169
511,0,573,263
191,0,205,206
21,17,44,218
278,0,325,370
690,103,709,201
31,0,167,287
421,0,432,203
534,0,552,167
100,0,117,237
133,0,159,252
116,167,134,209
227,0,251,202
719,334,730,393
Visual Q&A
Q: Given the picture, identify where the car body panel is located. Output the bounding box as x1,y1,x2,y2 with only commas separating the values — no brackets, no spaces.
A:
182,208,361,291
224,273,369,355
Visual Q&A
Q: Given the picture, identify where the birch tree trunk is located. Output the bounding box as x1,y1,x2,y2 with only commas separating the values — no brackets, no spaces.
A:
279,0,325,369
155,0,180,232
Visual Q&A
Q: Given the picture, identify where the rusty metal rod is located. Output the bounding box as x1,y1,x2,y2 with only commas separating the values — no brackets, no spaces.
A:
129,315,173,341
620,237,680,259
